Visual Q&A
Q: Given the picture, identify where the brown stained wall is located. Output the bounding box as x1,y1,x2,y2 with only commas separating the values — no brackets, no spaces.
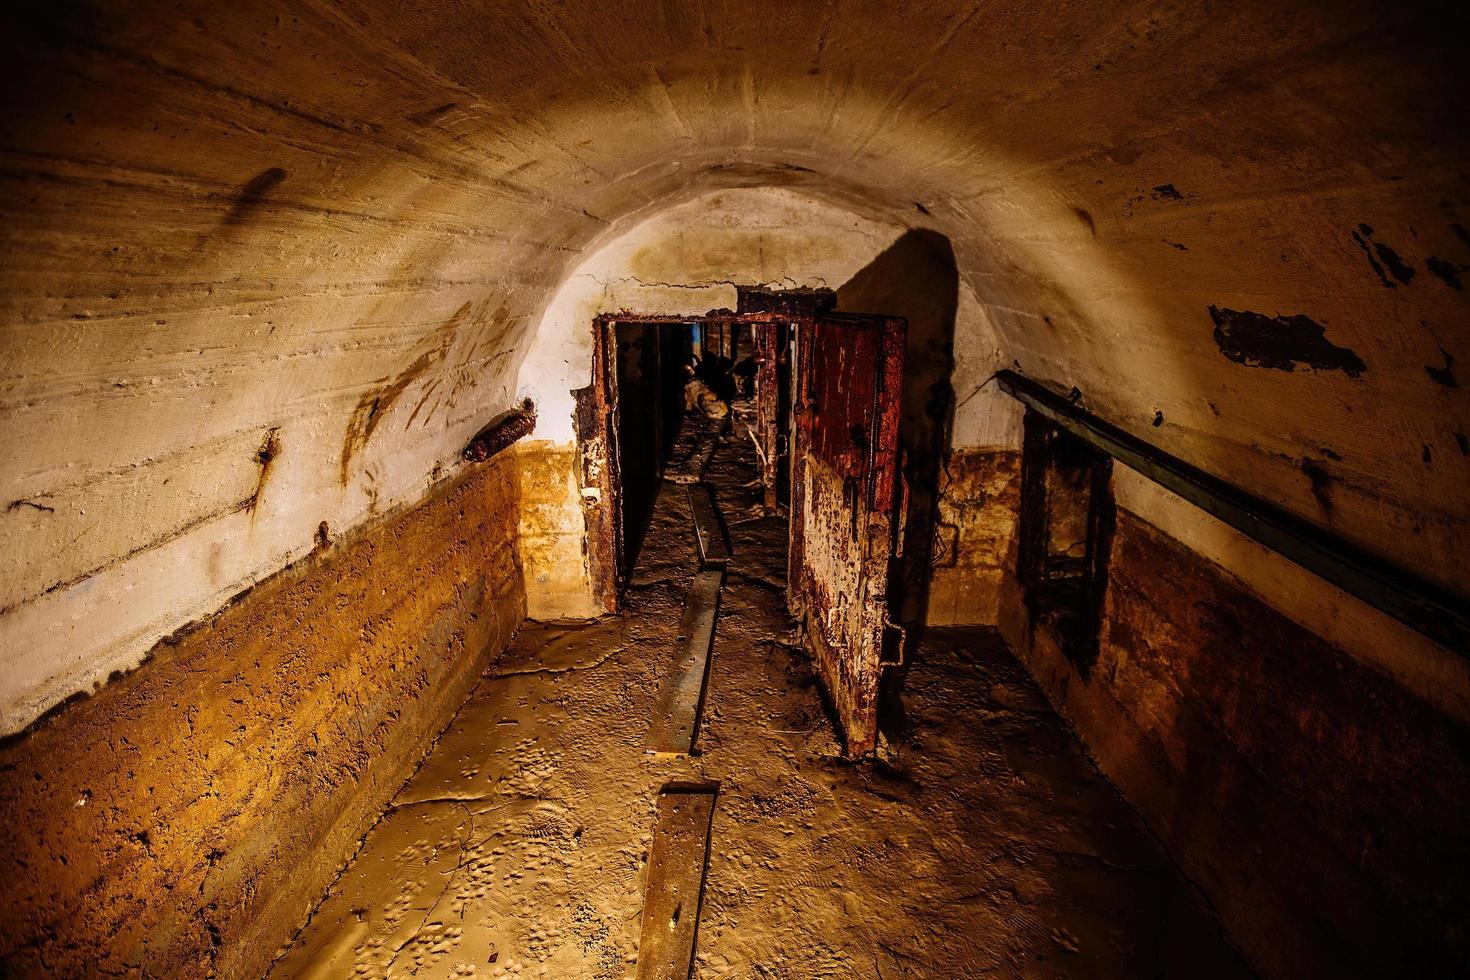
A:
1000,509,1470,977
0,456,525,979
927,449,1020,626
8,0,1469,739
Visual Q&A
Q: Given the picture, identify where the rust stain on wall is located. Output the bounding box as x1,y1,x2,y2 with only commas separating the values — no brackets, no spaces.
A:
248,426,281,514
0,457,526,979
221,167,287,229
339,301,475,487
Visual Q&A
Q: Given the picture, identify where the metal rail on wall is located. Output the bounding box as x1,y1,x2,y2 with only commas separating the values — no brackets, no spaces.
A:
996,370,1470,656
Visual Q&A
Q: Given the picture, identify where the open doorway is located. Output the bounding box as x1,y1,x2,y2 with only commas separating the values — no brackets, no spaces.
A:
1016,409,1115,677
609,321,694,577
579,314,772,599
581,305,912,758
585,317,758,583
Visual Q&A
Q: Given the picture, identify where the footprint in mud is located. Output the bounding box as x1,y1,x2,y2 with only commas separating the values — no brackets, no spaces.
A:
523,803,583,852
1051,925,1081,954
492,741,563,796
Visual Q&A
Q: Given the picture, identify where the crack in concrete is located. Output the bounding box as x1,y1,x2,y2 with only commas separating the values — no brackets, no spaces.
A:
385,801,474,975
576,272,829,294
389,794,497,809
1041,845,1170,875
486,644,626,679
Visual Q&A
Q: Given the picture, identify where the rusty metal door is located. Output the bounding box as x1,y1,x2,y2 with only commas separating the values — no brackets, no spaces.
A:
788,313,906,757
576,316,624,612
751,322,782,512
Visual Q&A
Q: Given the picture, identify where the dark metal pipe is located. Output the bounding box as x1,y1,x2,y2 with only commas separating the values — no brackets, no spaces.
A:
462,400,536,463
996,370,1469,655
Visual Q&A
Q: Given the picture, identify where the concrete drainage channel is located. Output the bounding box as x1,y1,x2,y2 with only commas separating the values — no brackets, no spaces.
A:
636,419,730,979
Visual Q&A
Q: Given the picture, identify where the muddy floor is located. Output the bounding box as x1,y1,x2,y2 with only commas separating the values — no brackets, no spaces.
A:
270,404,1249,979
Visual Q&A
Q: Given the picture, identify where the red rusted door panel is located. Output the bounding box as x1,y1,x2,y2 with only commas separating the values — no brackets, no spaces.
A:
752,322,782,512
788,313,905,757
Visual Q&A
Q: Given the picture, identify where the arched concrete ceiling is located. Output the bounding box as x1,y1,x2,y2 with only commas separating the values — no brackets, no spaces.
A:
519,185,1013,447
1,0,1467,730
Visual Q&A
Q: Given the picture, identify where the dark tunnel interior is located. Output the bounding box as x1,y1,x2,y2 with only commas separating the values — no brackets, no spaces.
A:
1,2,1468,977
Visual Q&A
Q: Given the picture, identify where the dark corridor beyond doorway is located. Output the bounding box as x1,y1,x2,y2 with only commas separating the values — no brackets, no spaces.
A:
614,322,693,577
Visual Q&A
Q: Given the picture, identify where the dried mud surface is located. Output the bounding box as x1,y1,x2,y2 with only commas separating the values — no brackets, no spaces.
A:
272,408,1247,979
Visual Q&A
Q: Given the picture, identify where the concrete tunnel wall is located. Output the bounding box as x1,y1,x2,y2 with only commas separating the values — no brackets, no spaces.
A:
0,0,1468,975
2,0,1466,734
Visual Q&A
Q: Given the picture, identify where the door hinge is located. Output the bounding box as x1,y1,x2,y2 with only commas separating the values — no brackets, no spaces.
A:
880,615,907,666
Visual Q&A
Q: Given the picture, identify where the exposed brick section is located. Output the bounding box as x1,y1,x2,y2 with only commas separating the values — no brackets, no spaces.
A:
928,449,1020,625
1001,510,1470,977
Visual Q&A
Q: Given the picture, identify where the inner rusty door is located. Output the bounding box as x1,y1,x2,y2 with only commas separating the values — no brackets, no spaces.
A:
751,321,784,513
788,312,907,757
584,313,780,612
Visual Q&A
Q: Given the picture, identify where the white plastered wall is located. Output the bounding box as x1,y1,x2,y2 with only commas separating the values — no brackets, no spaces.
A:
515,186,1015,619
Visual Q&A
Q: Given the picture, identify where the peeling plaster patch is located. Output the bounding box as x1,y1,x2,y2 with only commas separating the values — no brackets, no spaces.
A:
1425,346,1458,388
1351,223,1416,286
1426,256,1464,289
1208,306,1366,377
1374,240,1416,284
1122,183,1188,216
1351,225,1395,287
